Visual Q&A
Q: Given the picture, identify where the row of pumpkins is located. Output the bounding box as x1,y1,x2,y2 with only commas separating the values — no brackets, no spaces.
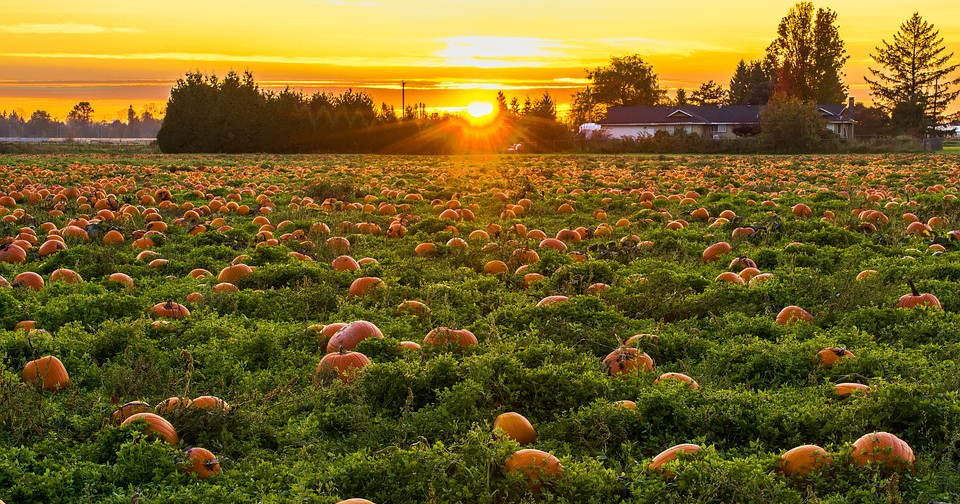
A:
19,353,914,494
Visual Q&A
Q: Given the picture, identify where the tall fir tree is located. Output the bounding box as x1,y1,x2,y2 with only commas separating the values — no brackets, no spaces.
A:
865,12,960,135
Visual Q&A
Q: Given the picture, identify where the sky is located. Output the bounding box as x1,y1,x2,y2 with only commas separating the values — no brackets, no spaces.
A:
2,0,960,122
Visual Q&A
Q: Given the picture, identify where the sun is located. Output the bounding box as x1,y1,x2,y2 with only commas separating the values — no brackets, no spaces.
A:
465,101,496,125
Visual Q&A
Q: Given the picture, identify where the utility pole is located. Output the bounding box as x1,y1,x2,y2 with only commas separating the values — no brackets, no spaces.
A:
401,81,406,119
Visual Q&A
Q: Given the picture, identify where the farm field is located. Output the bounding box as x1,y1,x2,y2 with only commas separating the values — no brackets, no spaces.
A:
1,153,960,503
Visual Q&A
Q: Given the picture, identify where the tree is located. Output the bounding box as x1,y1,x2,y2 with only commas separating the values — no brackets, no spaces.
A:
495,91,509,112
865,12,960,136
759,94,828,152
691,81,727,106
852,103,891,137
67,102,94,127
766,2,848,103
729,59,776,105
573,55,667,121
27,110,54,137
674,88,688,106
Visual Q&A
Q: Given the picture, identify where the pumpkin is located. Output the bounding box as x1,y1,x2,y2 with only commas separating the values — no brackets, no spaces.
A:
151,301,191,320
22,356,70,391
818,347,854,366
654,372,699,389
49,268,82,284
780,445,830,476
112,401,150,423
332,255,361,271
702,242,732,263
182,447,221,480
316,347,371,383
614,399,637,409
856,270,877,281
536,295,569,307
483,260,508,274
649,444,701,476
715,271,745,285
13,271,44,291
776,306,812,325
217,263,253,284
851,432,914,471
0,242,26,263
326,321,384,352
504,449,563,491
107,272,135,289
156,397,188,414
189,395,230,411
897,278,941,309
349,276,385,296
335,500,376,504
493,412,536,445
399,340,422,351
835,382,871,396
122,412,178,445
424,327,478,348
603,347,654,378
397,300,430,316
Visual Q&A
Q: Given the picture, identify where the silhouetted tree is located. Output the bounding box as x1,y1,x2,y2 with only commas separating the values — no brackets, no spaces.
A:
866,12,960,135
674,88,688,106
766,2,848,102
691,81,727,106
729,59,776,104
575,55,667,121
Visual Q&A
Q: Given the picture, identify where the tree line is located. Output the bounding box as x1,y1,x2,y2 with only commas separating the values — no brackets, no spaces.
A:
155,70,569,154
0,103,162,139
570,3,959,138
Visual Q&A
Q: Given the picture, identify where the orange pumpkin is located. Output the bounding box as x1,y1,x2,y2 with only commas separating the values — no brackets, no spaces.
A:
13,272,44,291
316,347,371,383
603,347,654,378
22,356,70,391
649,444,701,476
818,347,854,366
897,279,941,309
702,242,732,263
183,447,221,480
121,412,179,445
835,382,871,396
423,327,478,348
780,445,831,476
851,432,914,471
331,255,360,271
217,263,253,285
493,412,536,445
654,372,699,389
326,321,384,352
112,401,150,423
349,276,385,296
151,301,191,320
776,306,812,325
504,449,563,491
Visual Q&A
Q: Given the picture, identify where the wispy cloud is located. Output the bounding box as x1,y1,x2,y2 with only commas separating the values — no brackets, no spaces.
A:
0,23,142,34
304,0,378,6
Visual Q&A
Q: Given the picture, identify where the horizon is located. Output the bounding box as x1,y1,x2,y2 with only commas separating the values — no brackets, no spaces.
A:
3,0,960,122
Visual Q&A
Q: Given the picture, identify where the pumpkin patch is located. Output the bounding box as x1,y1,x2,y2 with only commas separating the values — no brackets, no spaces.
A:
0,154,958,503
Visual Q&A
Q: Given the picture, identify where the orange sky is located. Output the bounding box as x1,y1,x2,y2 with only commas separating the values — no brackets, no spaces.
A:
3,0,960,122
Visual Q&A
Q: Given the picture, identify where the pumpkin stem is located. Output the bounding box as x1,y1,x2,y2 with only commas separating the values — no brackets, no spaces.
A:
906,277,920,297
338,343,347,355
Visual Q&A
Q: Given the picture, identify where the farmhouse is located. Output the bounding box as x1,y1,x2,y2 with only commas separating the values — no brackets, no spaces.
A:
593,98,855,139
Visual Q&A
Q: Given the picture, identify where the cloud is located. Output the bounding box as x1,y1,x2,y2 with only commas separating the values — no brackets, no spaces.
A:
304,0,378,6
0,24,142,34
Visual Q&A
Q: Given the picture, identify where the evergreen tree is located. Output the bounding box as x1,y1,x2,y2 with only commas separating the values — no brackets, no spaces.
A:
691,81,727,106
674,88,688,106
865,12,960,135
729,59,776,105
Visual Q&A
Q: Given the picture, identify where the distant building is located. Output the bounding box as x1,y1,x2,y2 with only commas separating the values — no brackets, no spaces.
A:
595,97,856,139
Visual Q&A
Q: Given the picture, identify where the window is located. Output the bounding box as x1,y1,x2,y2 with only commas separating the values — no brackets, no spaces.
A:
683,125,693,133
710,124,727,133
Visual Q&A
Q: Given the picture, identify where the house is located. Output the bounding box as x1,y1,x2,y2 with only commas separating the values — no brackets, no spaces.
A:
595,97,855,139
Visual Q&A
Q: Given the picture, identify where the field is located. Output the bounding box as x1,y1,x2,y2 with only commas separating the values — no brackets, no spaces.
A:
1,153,959,504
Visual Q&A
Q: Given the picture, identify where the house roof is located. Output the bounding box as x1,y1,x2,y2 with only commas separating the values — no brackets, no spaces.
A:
598,103,852,125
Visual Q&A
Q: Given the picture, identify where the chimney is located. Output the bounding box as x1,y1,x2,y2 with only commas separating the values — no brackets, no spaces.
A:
847,97,855,120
